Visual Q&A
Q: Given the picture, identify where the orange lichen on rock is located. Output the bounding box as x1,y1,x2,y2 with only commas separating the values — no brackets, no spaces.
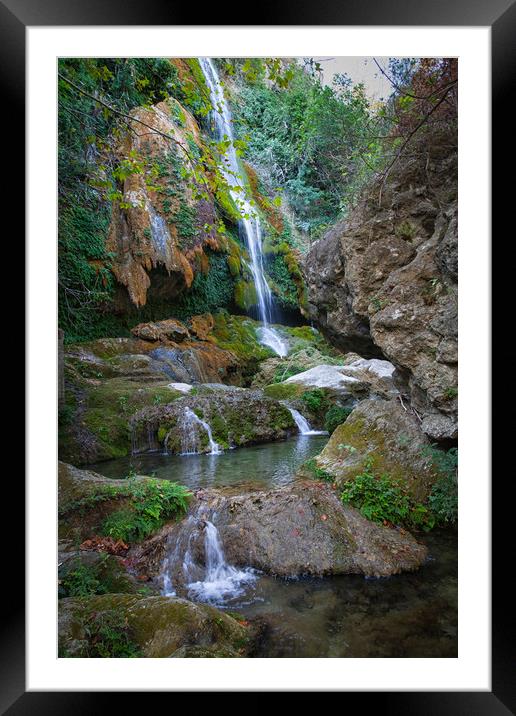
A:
106,100,215,308
189,313,215,341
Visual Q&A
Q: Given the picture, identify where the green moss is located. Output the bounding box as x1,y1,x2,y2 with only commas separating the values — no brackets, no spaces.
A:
234,280,258,311
395,220,416,240
263,382,303,400
211,312,273,363
227,255,241,277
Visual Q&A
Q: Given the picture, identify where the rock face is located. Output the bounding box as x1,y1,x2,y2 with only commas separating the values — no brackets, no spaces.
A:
131,319,190,342
134,481,427,581
59,332,244,464
315,399,437,502
130,389,296,454
303,135,458,442
282,358,399,400
106,100,218,309
58,594,247,658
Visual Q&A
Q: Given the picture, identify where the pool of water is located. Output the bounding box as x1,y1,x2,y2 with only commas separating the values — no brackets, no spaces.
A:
88,434,457,657
225,528,458,658
87,435,328,491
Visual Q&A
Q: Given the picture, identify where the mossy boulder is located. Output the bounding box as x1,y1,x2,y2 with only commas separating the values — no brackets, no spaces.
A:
58,551,145,598
149,481,428,581
314,399,438,502
130,389,296,454
58,462,190,543
59,369,183,465
58,594,248,658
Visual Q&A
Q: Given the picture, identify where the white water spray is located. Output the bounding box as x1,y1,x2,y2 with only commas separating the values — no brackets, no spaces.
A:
288,408,328,436
199,58,288,358
162,510,257,604
177,407,222,455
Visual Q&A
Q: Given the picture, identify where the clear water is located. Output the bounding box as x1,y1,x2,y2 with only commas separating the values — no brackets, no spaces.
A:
88,434,457,657
199,58,288,357
88,435,328,491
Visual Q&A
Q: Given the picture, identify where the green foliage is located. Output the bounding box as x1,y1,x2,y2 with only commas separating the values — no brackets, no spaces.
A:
340,458,435,530
58,192,115,342
101,479,191,543
60,560,108,598
266,253,299,309
324,405,352,434
80,609,141,658
423,446,458,524
233,63,381,239
171,251,237,319
301,389,328,413
303,458,334,483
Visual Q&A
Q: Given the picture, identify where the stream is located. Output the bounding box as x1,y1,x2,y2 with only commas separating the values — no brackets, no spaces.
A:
88,434,457,658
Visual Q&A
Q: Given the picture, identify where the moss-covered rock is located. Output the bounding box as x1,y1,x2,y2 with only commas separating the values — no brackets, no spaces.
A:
58,462,190,543
314,399,438,502
130,389,296,454
58,594,248,658
148,481,428,581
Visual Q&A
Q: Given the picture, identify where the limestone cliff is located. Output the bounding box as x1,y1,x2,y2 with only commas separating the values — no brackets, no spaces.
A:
106,99,221,309
303,132,458,442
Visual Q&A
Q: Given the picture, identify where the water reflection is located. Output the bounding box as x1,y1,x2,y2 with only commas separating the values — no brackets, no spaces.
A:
88,435,328,491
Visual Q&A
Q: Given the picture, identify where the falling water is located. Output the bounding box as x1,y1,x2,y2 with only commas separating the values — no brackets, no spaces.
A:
174,407,222,455
162,508,257,604
288,408,328,436
199,57,288,358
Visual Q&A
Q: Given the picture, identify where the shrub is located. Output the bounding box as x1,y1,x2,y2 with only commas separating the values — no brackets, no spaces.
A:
303,458,334,483
96,478,191,543
340,459,435,530
60,561,107,598
81,610,141,658
324,405,352,434
423,446,458,524
300,389,327,413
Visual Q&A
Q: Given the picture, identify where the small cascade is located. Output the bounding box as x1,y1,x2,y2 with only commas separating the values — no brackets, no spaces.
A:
175,407,222,455
130,424,160,455
199,58,288,358
161,508,257,605
288,408,328,436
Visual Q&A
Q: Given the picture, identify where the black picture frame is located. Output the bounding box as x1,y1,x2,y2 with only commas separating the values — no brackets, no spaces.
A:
8,0,506,709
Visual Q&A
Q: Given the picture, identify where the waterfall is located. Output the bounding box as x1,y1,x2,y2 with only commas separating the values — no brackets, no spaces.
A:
174,407,222,455
199,58,288,358
288,407,328,436
162,508,257,604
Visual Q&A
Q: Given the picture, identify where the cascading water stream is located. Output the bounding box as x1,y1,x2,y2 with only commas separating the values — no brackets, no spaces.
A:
171,407,222,455
199,58,288,358
288,407,328,436
162,508,257,604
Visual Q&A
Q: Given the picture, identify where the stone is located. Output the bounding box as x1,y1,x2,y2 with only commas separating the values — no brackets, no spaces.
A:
132,318,190,343
284,365,365,392
130,389,296,454
314,399,438,502
136,481,428,581
189,313,215,341
303,129,458,441
58,594,247,658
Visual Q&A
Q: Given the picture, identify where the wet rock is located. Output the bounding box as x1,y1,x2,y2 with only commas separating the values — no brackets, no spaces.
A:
132,318,190,343
130,389,296,454
315,399,437,502
145,481,427,579
58,462,146,541
58,551,143,597
58,594,247,658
